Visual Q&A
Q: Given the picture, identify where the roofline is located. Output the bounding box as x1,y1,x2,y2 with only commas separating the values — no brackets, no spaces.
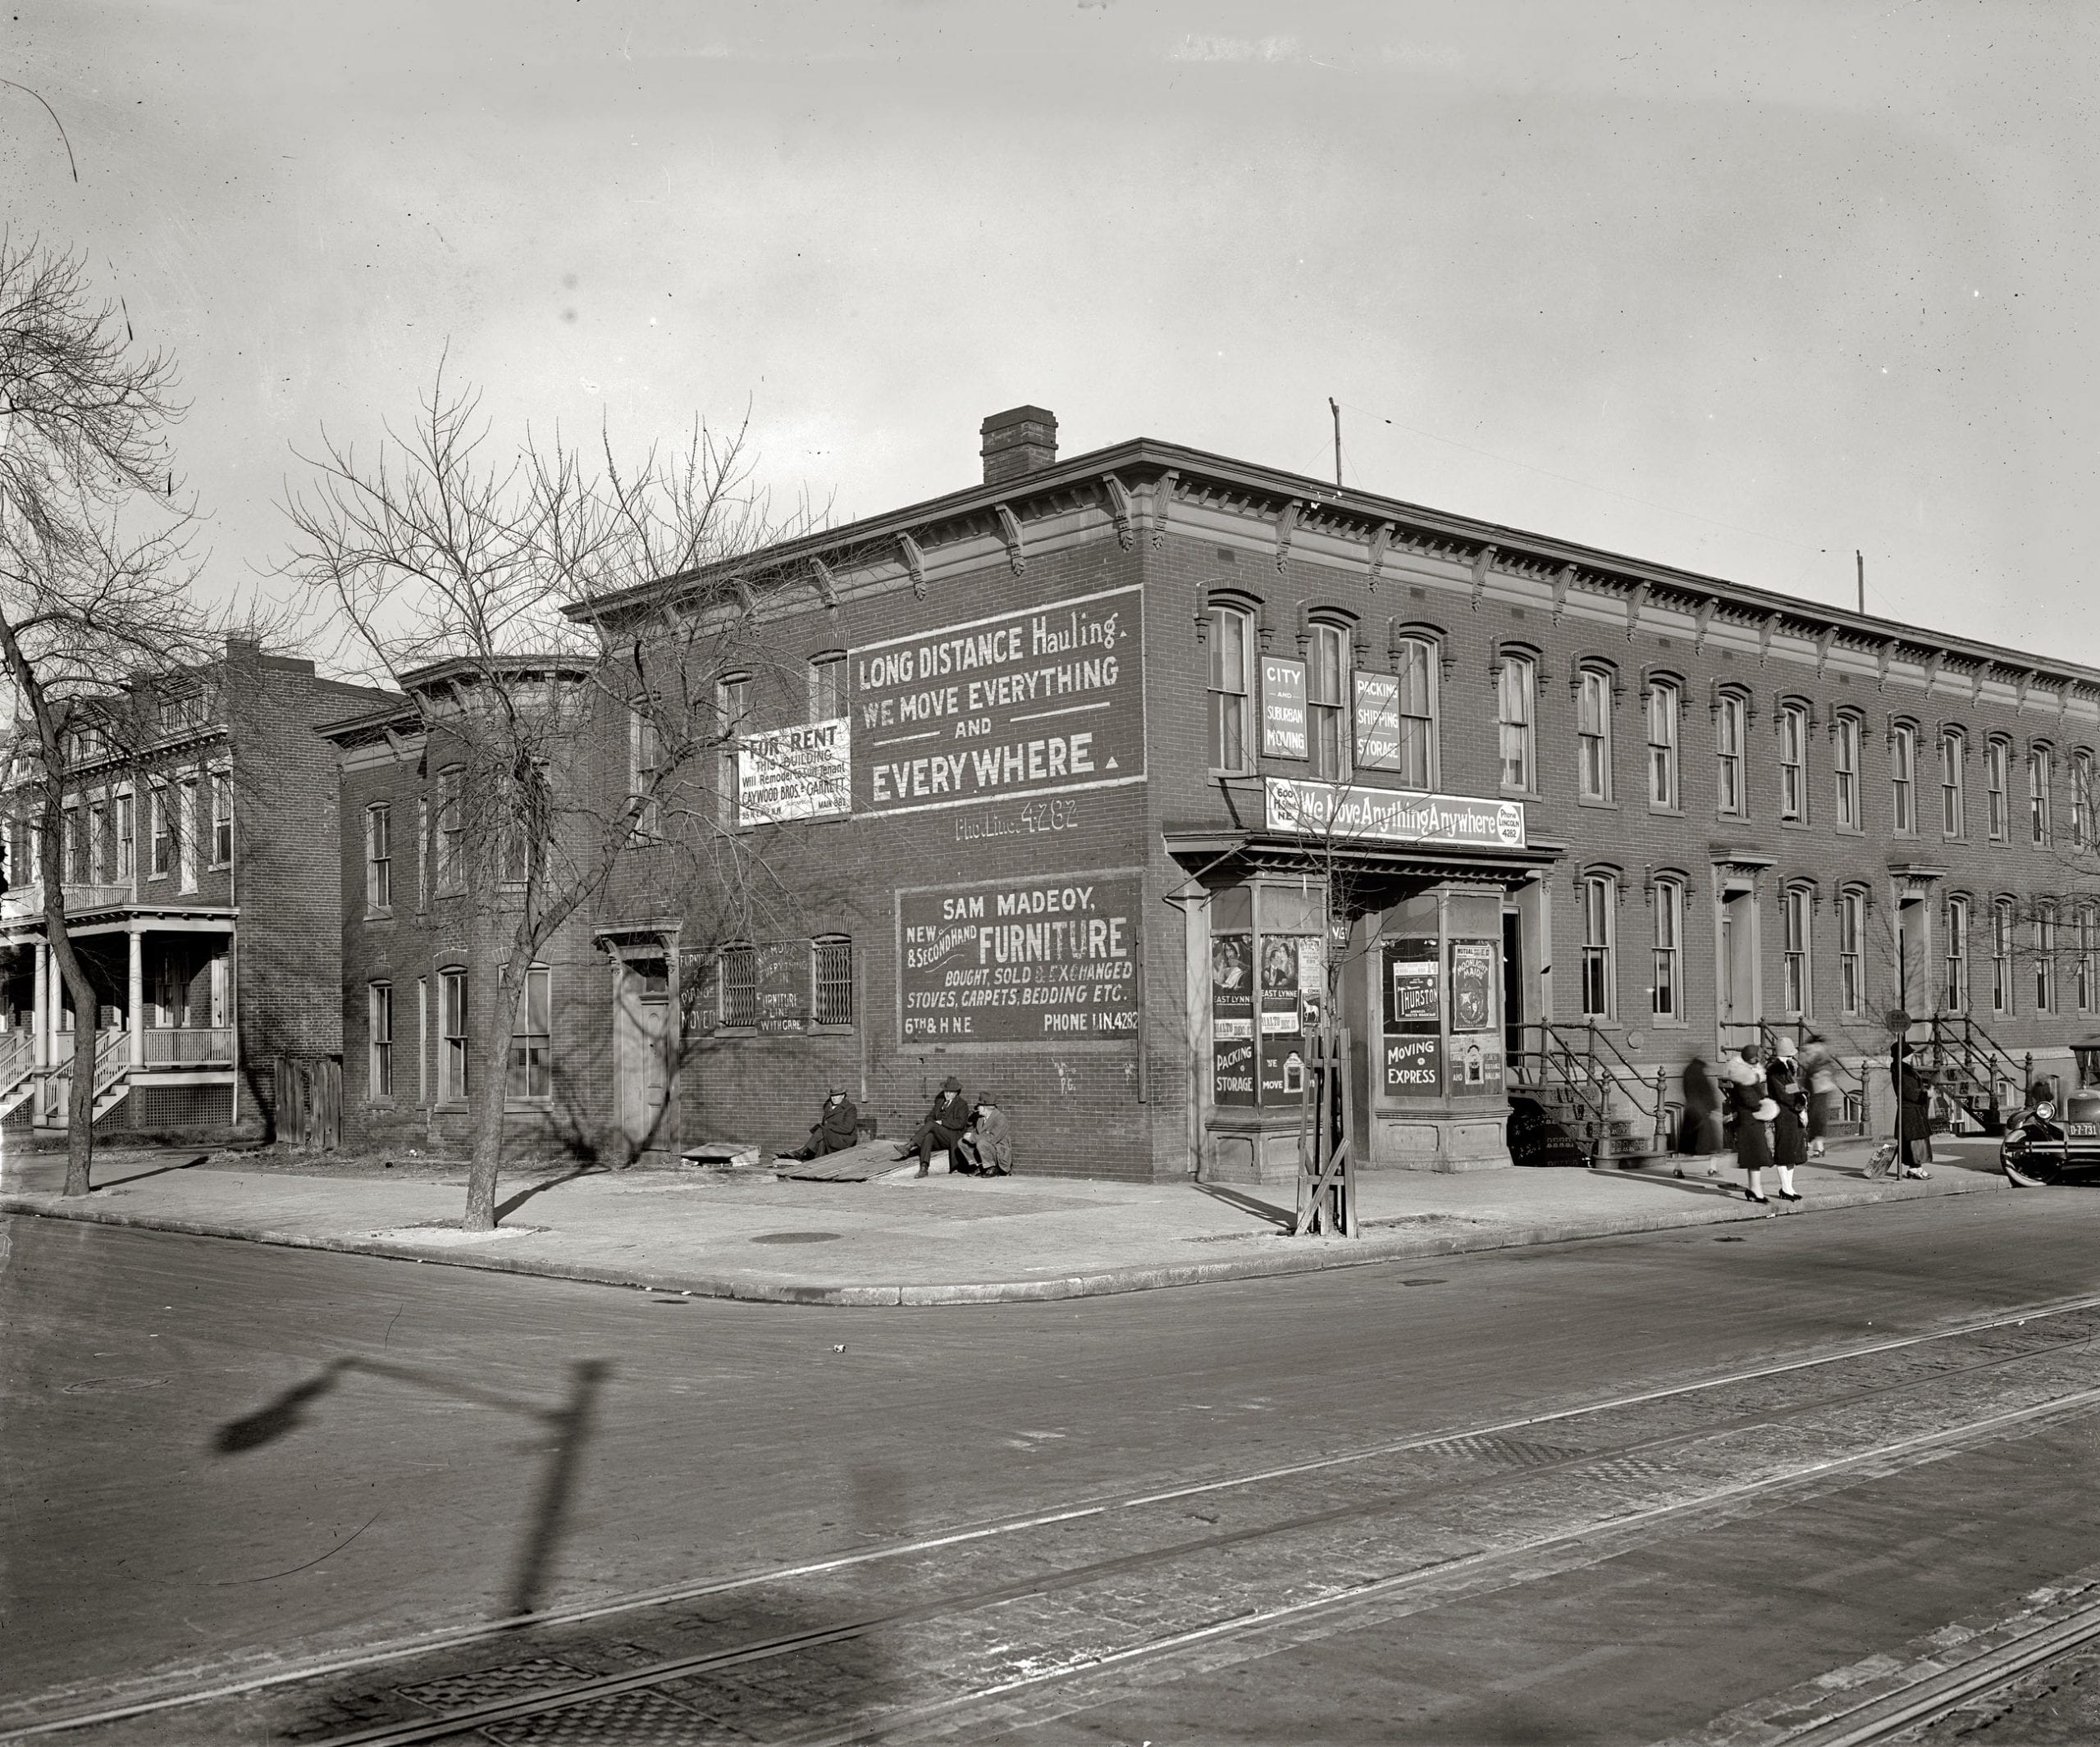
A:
575,434,2100,692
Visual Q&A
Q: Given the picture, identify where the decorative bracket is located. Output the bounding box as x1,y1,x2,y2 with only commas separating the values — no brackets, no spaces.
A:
1275,499,1302,572
733,577,759,618
1150,471,1177,550
1876,641,1895,691
1759,612,1781,666
1815,624,1837,676
2016,668,2037,710
1470,545,1500,612
1693,596,1718,650
993,504,1026,575
1626,582,1650,642
1924,650,1945,691
381,725,413,765
808,556,839,611
1366,521,1392,592
1972,663,1988,703
1100,475,1136,550
897,531,928,600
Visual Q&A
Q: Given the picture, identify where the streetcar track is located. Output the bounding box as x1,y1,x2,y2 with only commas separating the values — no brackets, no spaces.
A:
14,1285,2100,1742
308,1380,2100,1747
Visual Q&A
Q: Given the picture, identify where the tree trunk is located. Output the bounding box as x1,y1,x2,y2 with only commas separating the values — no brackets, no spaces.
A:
461,1016,511,1229
49,912,98,1198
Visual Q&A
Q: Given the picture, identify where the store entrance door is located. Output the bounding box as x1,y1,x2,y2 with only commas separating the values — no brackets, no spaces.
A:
1502,910,1523,1062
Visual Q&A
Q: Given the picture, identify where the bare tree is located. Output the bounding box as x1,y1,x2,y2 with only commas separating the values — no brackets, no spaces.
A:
281,369,817,1229
0,236,225,1196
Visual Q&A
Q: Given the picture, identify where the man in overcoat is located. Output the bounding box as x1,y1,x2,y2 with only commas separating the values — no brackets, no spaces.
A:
906,1076,971,1178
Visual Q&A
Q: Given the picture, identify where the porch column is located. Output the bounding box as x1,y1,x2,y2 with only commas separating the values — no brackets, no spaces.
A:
32,939,48,1069
128,924,145,1068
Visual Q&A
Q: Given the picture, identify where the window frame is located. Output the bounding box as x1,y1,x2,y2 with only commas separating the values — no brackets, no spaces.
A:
1578,869,1617,1019
436,765,464,895
438,967,469,1104
1945,893,1970,1015
1782,883,1814,1017
1715,688,1749,819
2029,744,2054,847
1390,631,1437,791
508,964,553,1103
808,652,847,722
1306,620,1351,782
1838,887,1866,1017
1833,712,1863,832
1650,874,1684,1022
716,674,751,825
208,772,232,869
718,942,760,1029
1576,667,1614,804
2035,899,2058,1014
812,936,854,1029
2076,901,2098,1014
1992,898,2016,1015
148,783,171,881
1778,700,1809,823
1205,603,1256,774
1496,650,1537,795
364,803,392,914
1646,678,1681,811
1940,728,1966,838
1986,737,2011,841
1889,720,1917,837
368,980,395,1101
2072,749,2094,849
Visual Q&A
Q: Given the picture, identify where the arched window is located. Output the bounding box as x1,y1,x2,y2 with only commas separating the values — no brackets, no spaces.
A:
1578,869,1617,1018
1833,712,1863,831
1646,679,1680,809
1715,688,1748,817
1497,652,1536,792
1206,602,1255,773
1782,883,1813,1015
2073,749,2094,850
2029,744,2054,846
1650,874,1683,1019
1986,737,2011,840
1889,720,1917,835
1838,887,1866,1015
2034,900,2058,1014
1390,632,1436,789
1944,894,1970,1015
1778,700,1809,822
1939,728,1966,837
1992,897,2016,1014
1577,667,1614,802
1306,620,1350,780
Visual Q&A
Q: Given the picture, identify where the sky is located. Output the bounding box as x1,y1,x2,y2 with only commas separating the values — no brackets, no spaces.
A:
4,1,2096,664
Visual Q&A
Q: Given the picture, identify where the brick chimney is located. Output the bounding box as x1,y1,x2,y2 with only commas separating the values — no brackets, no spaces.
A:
979,406,1058,486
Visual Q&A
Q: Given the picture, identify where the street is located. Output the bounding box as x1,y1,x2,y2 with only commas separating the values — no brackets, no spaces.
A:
11,1183,2100,1744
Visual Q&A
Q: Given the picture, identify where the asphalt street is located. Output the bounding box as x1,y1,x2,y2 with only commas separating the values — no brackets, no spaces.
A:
9,1183,2100,1744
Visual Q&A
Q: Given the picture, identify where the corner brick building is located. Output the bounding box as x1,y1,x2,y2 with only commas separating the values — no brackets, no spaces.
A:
1,641,395,1140
333,409,2100,1181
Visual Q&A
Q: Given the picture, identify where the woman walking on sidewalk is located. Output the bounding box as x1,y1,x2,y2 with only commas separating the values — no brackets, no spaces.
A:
1765,1038,1808,1202
1800,1029,1838,1159
1892,1039,1934,1179
1724,1046,1775,1204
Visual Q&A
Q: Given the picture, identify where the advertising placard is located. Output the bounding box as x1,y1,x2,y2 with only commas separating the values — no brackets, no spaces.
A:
1211,930,1256,1106
1261,657,1308,759
851,586,1144,818
756,941,810,1034
1383,1034,1444,1097
1266,779,1527,849
737,718,851,828
1385,937,1440,1027
897,870,1140,1045
1450,940,1496,1033
1353,671,1402,772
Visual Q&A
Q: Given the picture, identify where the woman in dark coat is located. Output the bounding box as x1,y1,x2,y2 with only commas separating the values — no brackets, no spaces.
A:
1765,1041,1807,1202
1892,1042,1933,1178
1680,1056,1720,1178
1725,1046,1774,1204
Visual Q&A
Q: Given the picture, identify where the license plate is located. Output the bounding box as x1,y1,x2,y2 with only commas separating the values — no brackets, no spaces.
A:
2066,1123,2100,1138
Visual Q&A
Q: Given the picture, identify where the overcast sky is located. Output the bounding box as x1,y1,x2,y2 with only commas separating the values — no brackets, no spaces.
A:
6,2,2094,664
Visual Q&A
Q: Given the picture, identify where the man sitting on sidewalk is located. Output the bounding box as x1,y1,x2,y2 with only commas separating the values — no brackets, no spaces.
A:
956,1097,1013,1177
787,1089,861,1161
902,1077,971,1179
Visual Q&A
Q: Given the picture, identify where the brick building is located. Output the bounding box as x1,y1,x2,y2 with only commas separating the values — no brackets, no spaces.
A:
335,408,2100,1181
1,640,395,1140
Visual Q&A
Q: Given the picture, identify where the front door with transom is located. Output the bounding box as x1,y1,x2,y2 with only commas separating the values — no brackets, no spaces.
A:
613,956,670,1153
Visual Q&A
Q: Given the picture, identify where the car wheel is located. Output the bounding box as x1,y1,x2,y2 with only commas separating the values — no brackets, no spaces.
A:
2003,1152,2063,1188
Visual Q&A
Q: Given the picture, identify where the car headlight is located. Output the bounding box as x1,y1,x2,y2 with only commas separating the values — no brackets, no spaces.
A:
2035,1101,2056,1122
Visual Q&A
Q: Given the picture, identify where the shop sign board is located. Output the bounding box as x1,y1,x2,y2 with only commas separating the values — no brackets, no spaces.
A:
897,869,1141,1045
1353,671,1403,771
1266,778,1527,849
737,719,851,828
1383,1034,1444,1097
1260,657,1308,759
851,586,1144,818
756,941,810,1034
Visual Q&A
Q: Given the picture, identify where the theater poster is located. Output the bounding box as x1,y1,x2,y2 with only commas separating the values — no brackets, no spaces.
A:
1211,931,1256,1107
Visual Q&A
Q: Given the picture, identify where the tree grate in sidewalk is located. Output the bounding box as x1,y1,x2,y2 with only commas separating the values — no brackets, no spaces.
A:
397,1658,588,1711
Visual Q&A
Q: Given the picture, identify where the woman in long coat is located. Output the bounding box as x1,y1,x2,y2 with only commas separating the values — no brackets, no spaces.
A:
1725,1046,1774,1204
1893,1041,1933,1178
1765,1041,1808,1202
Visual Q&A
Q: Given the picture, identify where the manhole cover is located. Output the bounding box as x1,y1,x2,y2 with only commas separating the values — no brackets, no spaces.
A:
748,1231,843,1245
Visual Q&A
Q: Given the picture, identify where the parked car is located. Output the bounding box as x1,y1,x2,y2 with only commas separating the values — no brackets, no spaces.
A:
2001,1036,2100,1186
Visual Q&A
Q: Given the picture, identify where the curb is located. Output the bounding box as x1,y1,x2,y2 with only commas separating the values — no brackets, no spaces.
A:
0,1166,2011,1307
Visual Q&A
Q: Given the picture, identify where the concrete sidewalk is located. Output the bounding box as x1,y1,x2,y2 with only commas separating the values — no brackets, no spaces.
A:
0,1133,2013,1306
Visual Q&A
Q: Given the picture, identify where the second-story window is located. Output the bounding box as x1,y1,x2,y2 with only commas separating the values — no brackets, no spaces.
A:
1716,691,1747,817
365,804,392,912
436,766,463,893
148,786,171,880
65,807,86,884
808,652,847,721
1833,714,1861,830
1941,730,1965,837
1206,605,1253,772
115,793,134,881
87,801,106,883
1651,876,1682,1019
1578,871,1616,1018
1646,680,1679,809
1307,622,1349,781
1986,737,2010,839
1497,654,1536,791
2074,750,2093,849
1945,895,1970,1014
1890,722,1916,835
1779,702,1808,822
2029,746,2053,846
209,773,232,868
1577,668,1612,801
1392,633,1436,789
717,675,750,822
630,705,662,837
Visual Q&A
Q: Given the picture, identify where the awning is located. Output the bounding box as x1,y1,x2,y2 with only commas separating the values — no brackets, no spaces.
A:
1162,828,1564,888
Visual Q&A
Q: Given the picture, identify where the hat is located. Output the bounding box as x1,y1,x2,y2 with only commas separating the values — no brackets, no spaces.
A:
1776,1035,1798,1060
1753,1097,1779,1122
942,1075,962,1092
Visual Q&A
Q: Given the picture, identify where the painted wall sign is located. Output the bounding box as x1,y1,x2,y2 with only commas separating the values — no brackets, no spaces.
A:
1384,1034,1444,1097
756,941,810,1033
1266,778,1527,849
851,586,1144,818
897,870,1141,1044
1261,657,1308,759
1353,671,1402,771
737,718,851,828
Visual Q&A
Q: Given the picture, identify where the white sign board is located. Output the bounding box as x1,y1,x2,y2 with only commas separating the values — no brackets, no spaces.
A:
737,718,851,828
1266,778,1527,849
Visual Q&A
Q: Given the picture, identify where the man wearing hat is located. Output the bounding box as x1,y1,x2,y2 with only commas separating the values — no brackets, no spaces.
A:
904,1077,972,1179
788,1088,861,1161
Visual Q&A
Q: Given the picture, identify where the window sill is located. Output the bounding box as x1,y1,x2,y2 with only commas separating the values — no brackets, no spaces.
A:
1576,796,1618,810
1500,786,1540,802
1647,804,1683,818
364,907,394,923
810,1023,856,1036
1779,816,1810,830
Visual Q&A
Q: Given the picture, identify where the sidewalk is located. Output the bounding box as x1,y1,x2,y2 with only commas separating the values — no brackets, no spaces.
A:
0,1138,2008,1307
